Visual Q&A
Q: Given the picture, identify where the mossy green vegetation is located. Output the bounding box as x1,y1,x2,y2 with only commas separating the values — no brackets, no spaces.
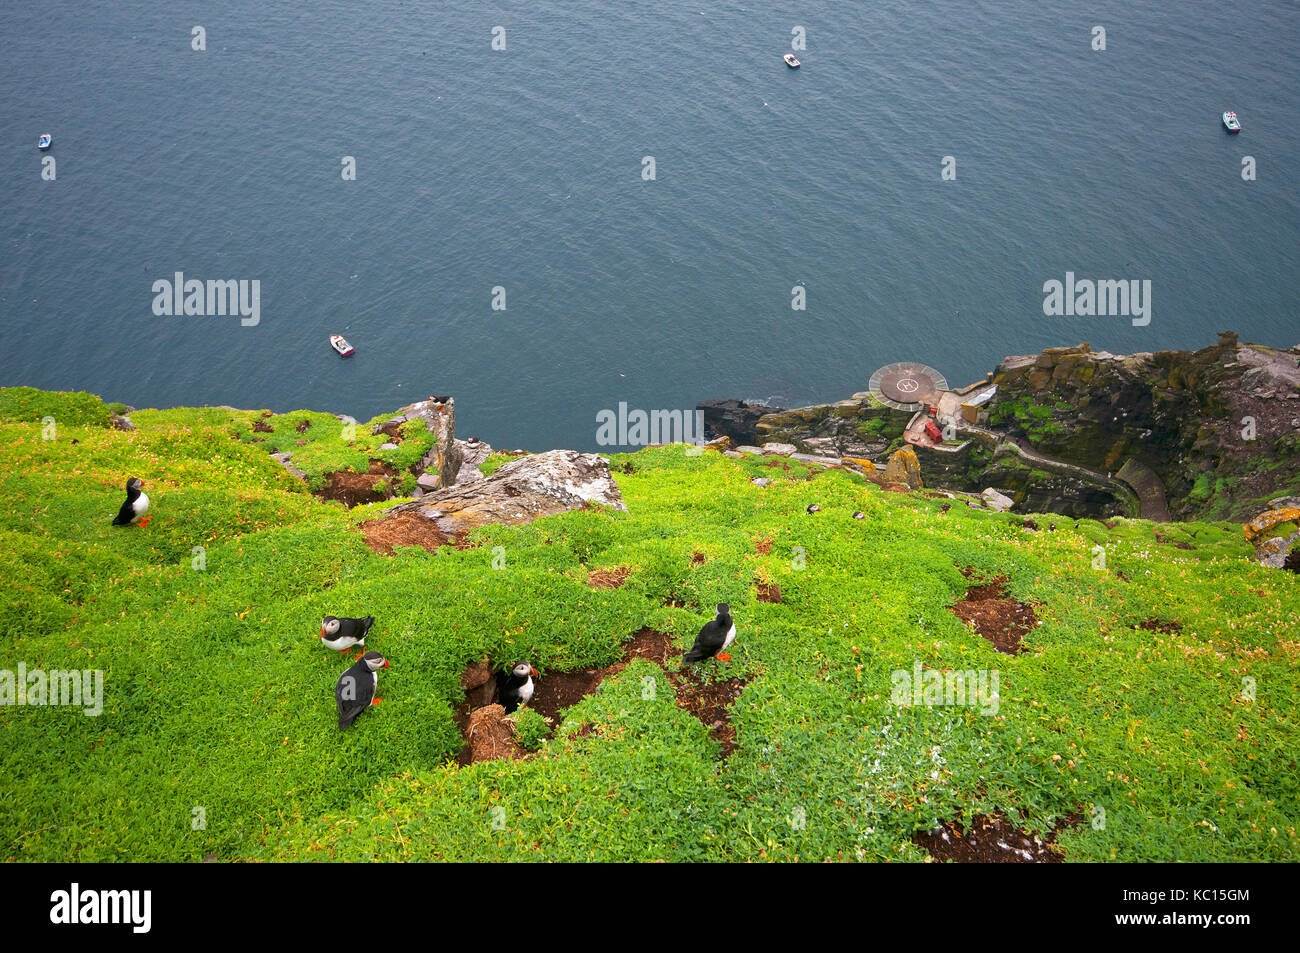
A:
1,388,1296,862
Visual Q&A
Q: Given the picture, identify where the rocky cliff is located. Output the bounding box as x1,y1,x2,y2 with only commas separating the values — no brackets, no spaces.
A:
701,333,1300,521
990,333,1300,520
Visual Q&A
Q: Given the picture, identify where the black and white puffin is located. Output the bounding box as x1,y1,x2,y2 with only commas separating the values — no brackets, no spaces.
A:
496,661,537,714
682,603,736,664
335,651,390,730
852,510,865,520
320,615,374,655
806,504,821,514
111,477,150,527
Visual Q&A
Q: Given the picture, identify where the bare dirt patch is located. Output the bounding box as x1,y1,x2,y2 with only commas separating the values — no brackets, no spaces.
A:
452,628,748,762
359,511,466,555
914,811,1081,863
295,419,312,433
950,568,1039,655
586,566,631,589
690,552,707,565
671,673,746,756
319,460,397,508
1139,619,1182,634
754,536,773,555
757,581,782,603
464,704,527,763
252,415,273,434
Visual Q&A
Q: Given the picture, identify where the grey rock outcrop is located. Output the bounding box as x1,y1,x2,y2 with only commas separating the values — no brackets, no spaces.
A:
387,449,626,536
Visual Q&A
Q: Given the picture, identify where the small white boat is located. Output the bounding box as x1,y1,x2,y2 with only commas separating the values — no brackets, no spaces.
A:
37,133,51,150
1222,111,1241,133
329,334,355,357
784,54,800,68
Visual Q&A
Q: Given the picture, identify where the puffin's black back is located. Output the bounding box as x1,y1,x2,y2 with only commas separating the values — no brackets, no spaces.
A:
335,657,376,729
683,608,731,663
112,483,140,526
333,615,374,640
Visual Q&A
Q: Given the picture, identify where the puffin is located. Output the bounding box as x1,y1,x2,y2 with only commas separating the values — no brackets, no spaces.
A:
335,651,390,730
683,603,736,664
112,477,150,527
806,504,821,514
320,615,374,655
852,510,865,520
496,661,537,714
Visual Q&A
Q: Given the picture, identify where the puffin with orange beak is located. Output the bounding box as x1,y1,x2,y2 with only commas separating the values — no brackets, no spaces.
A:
496,661,538,713
111,477,151,527
335,651,390,730
320,615,374,656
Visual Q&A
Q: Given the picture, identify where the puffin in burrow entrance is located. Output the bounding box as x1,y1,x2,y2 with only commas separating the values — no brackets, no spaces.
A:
320,615,375,655
496,661,537,714
112,477,150,527
683,603,736,664
335,651,390,730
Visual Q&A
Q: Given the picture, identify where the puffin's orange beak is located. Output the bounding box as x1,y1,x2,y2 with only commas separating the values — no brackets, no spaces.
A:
320,624,327,638
530,667,538,677
382,659,391,669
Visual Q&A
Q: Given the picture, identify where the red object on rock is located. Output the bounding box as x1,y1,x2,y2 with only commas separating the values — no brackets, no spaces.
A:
923,420,943,443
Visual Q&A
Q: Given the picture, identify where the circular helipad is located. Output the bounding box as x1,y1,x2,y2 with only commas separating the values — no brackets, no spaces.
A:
867,362,949,411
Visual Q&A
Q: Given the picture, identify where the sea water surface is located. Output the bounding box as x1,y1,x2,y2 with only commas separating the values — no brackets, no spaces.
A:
2,0,1297,451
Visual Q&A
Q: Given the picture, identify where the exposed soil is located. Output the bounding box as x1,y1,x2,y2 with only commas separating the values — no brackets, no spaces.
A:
358,511,467,555
756,581,782,603
1139,619,1183,634
754,536,773,555
373,417,405,442
295,419,312,433
949,568,1039,655
671,672,747,756
586,566,631,589
690,552,707,565
914,811,1082,863
464,704,527,763
452,628,748,763
319,460,397,508
528,666,607,727
252,416,273,434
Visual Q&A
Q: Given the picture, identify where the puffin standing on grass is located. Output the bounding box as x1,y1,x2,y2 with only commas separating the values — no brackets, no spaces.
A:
111,477,150,527
320,615,375,656
683,603,736,664
335,651,390,730
496,661,537,714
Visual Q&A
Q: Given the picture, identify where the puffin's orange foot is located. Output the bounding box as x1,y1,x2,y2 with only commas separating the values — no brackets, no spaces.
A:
138,516,152,528
716,652,731,662
371,697,383,706
353,650,364,661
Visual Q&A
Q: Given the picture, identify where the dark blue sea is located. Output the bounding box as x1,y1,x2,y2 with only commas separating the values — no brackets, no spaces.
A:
3,0,1297,451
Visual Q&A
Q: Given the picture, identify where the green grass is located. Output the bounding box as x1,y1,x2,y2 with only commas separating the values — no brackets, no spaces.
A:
1,388,1297,862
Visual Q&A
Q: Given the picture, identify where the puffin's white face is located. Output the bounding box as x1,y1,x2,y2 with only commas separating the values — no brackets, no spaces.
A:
512,662,534,678
322,618,340,636
127,477,143,492
363,653,390,672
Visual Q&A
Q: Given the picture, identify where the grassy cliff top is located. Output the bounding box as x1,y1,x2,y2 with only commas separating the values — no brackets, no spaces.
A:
1,387,1296,862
